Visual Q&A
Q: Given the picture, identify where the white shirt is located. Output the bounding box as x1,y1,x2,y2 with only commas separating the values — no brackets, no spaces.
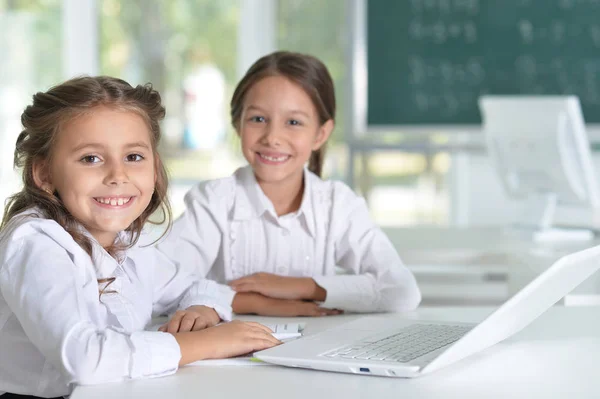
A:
157,166,421,313
0,210,235,397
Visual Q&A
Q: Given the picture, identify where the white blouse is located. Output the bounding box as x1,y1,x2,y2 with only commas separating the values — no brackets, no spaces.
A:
0,210,234,397
157,166,421,313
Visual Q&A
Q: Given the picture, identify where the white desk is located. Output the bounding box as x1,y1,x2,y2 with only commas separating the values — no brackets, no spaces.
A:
71,306,600,399
383,226,600,263
383,227,600,304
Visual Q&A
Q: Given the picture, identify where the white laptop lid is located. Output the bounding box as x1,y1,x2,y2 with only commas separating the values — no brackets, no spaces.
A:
423,244,600,373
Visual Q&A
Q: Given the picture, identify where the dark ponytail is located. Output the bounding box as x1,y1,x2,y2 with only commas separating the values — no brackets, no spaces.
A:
308,146,327,177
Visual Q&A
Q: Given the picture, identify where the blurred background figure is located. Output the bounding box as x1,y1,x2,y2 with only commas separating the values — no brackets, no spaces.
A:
182,46,226,150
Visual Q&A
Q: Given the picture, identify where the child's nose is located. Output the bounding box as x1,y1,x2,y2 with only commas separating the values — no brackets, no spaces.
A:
104,163,129,186
261,124,281,146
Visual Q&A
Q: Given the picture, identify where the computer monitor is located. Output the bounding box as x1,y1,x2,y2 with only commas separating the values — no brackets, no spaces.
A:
479,96,600,240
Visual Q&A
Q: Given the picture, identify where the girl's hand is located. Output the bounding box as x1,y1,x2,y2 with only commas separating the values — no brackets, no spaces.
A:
158,305,221,333
229,273,326,301
175,321,281,364
256,299,343,317
232,292,343,317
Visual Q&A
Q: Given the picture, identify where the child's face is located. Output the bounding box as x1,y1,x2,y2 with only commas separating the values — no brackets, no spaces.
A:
42,106,156,247
238,75,333,187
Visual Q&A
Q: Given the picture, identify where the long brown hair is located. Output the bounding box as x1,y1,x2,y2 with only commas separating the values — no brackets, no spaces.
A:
230,51,336,177
1,76,172,260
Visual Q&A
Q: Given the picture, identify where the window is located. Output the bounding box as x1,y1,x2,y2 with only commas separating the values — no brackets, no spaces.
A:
99,0,244,216
0,0,62,207
276,0,348,182
0,1,451,225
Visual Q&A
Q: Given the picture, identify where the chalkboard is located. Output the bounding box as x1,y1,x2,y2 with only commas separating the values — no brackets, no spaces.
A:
367,0,600,126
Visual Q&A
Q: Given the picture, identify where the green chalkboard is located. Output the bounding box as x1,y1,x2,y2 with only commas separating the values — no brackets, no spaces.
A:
368,0,600,126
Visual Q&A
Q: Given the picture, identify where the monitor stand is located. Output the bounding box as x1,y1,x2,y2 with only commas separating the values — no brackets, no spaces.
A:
508,193,595,242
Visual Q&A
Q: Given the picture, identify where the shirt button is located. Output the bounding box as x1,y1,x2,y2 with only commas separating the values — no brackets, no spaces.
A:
277,267,286,274
282,230,289,236
306,256,310,261
230,231,236,240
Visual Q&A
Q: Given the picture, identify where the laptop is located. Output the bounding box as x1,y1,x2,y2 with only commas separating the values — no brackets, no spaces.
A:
255,244,600,377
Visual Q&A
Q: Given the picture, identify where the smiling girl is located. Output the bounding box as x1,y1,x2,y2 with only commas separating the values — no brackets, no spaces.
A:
0,76,278,399
157,51,421,317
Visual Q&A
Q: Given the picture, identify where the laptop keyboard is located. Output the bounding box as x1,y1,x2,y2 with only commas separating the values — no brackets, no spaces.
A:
322,323,471,363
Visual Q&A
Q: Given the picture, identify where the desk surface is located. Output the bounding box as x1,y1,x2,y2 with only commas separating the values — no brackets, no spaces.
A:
383,226,600,302
71,306,600,399
382,226,600,259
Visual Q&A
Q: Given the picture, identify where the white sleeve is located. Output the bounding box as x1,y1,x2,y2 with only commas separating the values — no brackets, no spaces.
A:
313,188,421,313
150,248,235,321
156,183,223,279
0,232,181,385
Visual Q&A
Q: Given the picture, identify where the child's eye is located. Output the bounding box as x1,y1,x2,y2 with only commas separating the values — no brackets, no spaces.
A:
80,155,101,164
287,119,302,126
125,153,144,162
249,116,266,123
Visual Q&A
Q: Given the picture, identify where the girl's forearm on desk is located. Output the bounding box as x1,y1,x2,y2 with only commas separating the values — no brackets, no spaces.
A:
231,292,268,314
173,321,280,365
231,281,327,314
302,278,327,302
174,331,213,365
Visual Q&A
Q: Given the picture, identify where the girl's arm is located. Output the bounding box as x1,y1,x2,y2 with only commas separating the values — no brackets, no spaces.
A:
0,228,278,386
230,273,327,301
231,292,340,317
156,183,224,279
312,185,422,313
0,230,181,385
173,321,279,365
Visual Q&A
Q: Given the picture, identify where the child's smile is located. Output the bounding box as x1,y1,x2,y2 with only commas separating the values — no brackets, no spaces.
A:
256,150,291,165
94,195,134,208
